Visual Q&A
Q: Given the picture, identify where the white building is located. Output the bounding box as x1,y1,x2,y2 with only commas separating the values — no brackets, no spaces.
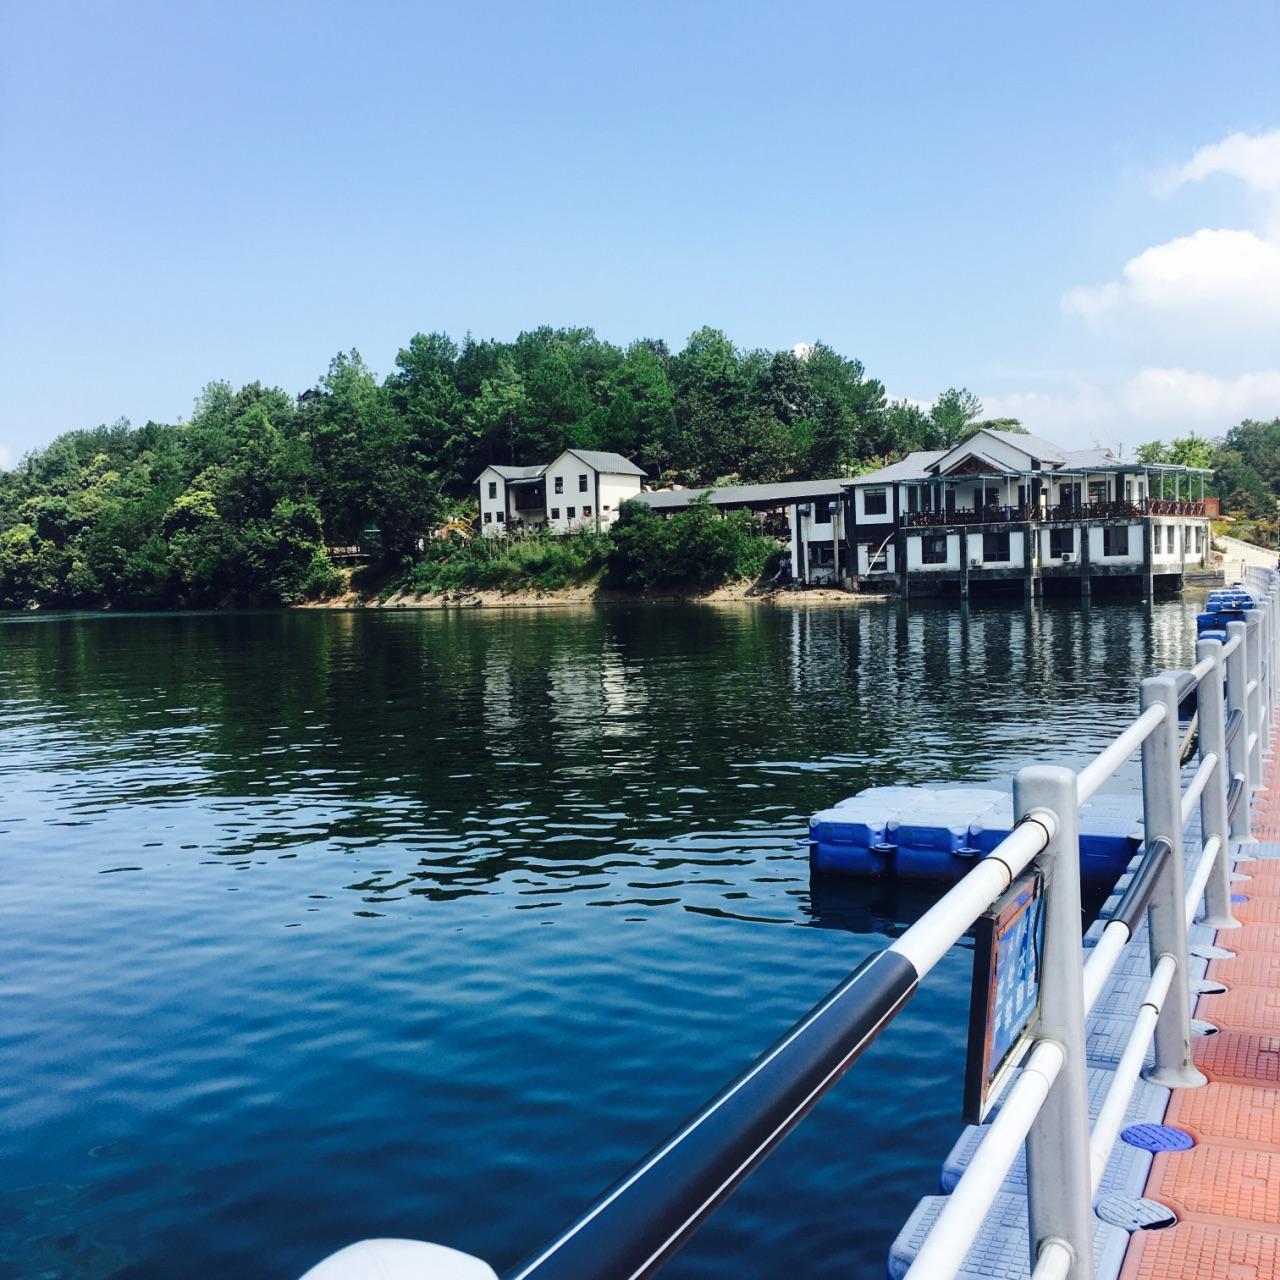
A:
475,449,646,536
788,428,1215,597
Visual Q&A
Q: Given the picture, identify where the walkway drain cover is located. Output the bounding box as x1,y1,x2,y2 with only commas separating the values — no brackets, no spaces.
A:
1096,1195,1178,1231
1121,1124,1195,1152
1189,943,1234,960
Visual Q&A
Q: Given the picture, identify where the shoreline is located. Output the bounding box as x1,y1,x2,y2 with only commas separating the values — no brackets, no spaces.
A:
301,581,892,610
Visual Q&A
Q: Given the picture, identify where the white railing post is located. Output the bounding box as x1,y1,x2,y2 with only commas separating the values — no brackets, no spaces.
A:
1195,638,1238,929
1139,674,1207,1087
1226,619,1253,844
1016,765,1094,1279
1247,614,1264,786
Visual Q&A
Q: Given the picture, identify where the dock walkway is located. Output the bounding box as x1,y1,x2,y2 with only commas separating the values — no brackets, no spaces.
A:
1117,740,1280,1280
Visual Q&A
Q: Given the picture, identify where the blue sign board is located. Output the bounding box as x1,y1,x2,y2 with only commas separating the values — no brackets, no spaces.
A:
964,869,1045,1123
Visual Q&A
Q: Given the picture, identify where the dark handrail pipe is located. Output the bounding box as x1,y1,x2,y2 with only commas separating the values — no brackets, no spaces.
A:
1225,708,1244,750
1227,774,1247,822
507,950,919,1280
1112,839,1172,934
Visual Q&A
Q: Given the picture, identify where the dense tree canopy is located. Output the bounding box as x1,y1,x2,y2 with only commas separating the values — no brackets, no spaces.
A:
0,326,1003,608
15,321,1276,608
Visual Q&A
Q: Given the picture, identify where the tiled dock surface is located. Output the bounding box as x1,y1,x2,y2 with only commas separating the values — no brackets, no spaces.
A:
890,724,1280,1280
1120,736,1280,1280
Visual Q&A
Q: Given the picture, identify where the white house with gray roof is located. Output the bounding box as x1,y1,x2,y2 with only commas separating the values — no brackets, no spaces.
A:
475,449,646,536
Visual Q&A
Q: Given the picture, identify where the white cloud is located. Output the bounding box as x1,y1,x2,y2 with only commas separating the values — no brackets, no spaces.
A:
1063,227,1280,321
0,445,12,471
1119,367,1280,423
1165,128,1280,193
979,366,1280,451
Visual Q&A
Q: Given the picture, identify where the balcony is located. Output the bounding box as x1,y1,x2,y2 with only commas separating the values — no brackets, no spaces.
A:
904,498,1206,529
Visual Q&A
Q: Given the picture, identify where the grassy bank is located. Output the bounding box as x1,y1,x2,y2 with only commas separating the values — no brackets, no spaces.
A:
377,500,783,600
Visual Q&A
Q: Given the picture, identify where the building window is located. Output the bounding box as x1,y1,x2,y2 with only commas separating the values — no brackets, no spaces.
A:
1049,528,1074,558
1166,525,1175,554
921,535,948,564
494,511,504,523
487,481,497,499
582,505,592,516
809,543,834,567
863,488,887,515
603,505,611,512
578,474,588,492
554,476,564,494
550,507,560,520
1103,526,1130,557
567,506,576,518
982,531,1010,562
483,512,492,524
907,487,919,514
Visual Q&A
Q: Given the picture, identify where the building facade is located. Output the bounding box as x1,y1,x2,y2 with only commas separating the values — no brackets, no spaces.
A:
476,450,646,536
789,428,1213,596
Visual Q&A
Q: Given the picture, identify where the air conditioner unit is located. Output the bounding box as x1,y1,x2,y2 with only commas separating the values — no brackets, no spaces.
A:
796,503,811,515
969,556,982,568
1061,552,1076,564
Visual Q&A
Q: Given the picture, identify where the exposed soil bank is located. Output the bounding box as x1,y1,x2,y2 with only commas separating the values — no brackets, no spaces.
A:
302,580,889,610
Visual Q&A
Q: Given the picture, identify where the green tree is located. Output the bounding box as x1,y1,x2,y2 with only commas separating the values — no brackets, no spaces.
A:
929,387,983,448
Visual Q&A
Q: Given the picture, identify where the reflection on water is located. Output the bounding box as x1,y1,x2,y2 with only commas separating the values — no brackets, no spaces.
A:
0,598,1202,1279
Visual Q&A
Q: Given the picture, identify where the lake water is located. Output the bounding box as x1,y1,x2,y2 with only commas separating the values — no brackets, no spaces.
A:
0,598,1203,1279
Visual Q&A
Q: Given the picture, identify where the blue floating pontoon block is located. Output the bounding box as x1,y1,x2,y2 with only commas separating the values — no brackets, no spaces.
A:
1106,945,1168,979
810,839,894,877
1092,974,1155,1018
986,1065,1167,1126
1087,1015,1157,1070
941,1123,1152,1199
888,1193,1129,1280
1199,628,1228,644
942,1068,1165,1198
809,802,892,852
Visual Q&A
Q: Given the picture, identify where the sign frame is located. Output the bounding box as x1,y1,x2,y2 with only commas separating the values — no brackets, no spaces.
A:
963,866,1046,1125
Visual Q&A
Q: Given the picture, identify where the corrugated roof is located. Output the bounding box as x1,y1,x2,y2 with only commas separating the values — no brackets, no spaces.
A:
630,477,850,510
483,464,546,481
1060,447,1119,468
561,449,647,477
847,451,947,485
983,429,1066,464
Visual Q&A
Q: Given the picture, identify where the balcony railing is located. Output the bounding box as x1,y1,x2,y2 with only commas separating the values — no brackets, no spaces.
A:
1145,498,1207,516
905,497,1206,528
904,504,1034,528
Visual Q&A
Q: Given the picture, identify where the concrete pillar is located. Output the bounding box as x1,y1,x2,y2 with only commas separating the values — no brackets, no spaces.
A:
1079,523,1091,598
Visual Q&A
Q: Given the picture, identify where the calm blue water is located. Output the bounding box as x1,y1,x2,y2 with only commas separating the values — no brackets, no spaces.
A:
0,598,1202,1279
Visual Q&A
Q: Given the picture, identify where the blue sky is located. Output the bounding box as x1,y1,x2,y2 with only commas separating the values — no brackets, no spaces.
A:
3,0,1279,466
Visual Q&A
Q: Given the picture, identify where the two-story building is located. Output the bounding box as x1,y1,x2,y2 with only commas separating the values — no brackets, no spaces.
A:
789,428,1214,597
476,449,646,536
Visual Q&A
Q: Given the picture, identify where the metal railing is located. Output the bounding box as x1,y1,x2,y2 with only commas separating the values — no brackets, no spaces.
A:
302,570,1280,1280
904,497,1207,530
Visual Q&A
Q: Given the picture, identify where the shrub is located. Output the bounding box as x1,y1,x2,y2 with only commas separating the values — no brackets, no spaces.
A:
606,497,779,589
